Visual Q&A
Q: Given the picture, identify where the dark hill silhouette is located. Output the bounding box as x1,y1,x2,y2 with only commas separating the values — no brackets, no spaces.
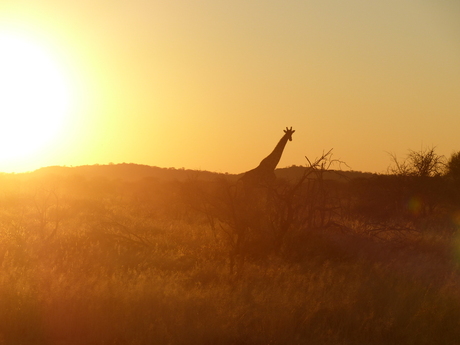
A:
29,163,230,182
23,163,375,183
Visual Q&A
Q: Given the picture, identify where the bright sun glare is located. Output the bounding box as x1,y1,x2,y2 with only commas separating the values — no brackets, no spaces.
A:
0,32,71,168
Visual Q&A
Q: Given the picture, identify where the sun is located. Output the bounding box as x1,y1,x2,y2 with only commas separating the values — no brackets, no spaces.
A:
0,32,71,167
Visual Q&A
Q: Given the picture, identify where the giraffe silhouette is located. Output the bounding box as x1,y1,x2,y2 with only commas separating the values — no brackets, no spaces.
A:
240,127,295,187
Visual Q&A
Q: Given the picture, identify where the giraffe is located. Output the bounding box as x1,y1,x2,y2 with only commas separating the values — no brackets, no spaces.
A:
240,127,295,187
225,127,295,277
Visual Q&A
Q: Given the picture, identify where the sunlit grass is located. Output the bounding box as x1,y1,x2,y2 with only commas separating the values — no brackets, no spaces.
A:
0,173,459,344
1,248,459,344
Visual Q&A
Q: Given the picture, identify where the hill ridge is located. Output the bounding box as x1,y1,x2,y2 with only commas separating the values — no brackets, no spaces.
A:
4,163,375,182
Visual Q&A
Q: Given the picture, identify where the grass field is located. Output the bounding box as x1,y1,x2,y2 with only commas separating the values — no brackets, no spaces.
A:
0,171,459,344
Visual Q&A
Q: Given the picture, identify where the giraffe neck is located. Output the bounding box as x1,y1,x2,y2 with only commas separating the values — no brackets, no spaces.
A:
257,133,290,171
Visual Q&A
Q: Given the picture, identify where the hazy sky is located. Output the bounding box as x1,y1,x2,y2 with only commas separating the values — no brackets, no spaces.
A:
1,1,459,173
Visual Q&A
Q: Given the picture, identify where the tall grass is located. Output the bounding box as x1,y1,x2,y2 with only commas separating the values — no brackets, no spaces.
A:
0,174,459,344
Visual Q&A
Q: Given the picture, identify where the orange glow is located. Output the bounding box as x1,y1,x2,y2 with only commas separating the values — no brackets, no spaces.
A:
0,1,459,174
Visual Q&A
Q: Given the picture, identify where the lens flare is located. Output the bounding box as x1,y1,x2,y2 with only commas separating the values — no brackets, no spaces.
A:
407,196,423,216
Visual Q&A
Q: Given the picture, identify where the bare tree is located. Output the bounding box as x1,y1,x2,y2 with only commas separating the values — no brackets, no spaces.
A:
388,146,446,177
269,149,347,252
387,146,447,218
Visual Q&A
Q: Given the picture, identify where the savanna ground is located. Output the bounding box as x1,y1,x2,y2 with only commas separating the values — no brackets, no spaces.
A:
1,161,460,345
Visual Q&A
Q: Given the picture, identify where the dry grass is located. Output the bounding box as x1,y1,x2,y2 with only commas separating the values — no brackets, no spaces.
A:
0,175,459,344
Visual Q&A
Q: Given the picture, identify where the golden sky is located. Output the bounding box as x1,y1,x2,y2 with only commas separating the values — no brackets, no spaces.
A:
1,1,459,173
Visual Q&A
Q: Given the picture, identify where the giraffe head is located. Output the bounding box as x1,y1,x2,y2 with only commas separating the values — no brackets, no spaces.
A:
284,127,295,141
